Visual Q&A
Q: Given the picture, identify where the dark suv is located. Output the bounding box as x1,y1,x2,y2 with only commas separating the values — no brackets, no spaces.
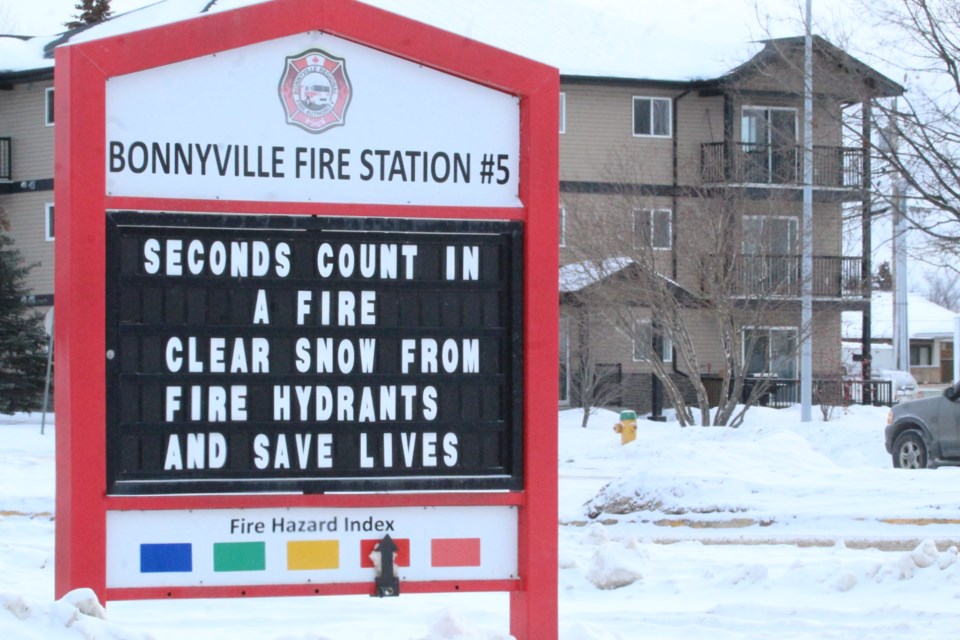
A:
885,382,960,469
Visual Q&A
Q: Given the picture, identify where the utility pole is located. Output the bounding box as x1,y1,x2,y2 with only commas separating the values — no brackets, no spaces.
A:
887,98,909,372
954,316,960,383
800,0,814,422
861,103,873,402
892,179,909,371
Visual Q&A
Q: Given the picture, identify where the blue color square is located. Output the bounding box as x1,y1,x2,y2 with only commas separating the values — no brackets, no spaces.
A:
140,543,193,573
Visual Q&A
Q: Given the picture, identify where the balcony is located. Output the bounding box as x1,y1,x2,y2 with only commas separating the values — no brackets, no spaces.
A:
701,142,863,189
707,255,866,298
0,137,9,181
702,376,894,408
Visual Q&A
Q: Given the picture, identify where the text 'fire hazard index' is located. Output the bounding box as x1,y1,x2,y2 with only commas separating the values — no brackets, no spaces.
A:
105,506,518,588
105,213,523,494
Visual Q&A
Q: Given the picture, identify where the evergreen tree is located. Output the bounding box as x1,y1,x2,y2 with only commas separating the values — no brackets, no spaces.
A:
0,213,49,414
874,261,894,292
65,0,113,29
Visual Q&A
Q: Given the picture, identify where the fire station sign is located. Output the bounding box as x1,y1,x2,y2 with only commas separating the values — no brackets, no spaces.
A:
104,32,519,207
106,212,523,494
56,2,557,636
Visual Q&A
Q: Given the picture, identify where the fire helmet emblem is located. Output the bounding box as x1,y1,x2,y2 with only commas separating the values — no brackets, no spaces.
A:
279,49,352,133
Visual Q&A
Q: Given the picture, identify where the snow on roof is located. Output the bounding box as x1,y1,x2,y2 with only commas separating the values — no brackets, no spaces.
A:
1,0,759,80
842,340,892,351
0,0,267,74
0,36,52,73
359,0,754,81
65,0,270,46
560,257,633,293
842,292,959,341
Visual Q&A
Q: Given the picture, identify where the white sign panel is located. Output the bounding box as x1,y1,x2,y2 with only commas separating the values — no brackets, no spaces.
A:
105,32,520,207
106,505,518,588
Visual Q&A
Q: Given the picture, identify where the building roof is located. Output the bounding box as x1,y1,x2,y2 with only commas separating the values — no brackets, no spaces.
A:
717,35,903,99
0,0,899,93
559,258,633,294
0,0,266,75
842,292,959,341
559,258,699,308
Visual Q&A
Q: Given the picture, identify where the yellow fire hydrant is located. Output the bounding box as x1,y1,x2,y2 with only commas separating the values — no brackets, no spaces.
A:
613,410,638,445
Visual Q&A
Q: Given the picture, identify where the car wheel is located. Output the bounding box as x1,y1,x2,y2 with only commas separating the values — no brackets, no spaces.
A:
892,431,928,469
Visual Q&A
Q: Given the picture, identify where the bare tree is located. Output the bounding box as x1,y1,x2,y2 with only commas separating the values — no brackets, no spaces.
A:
558,23,889,426
862,2,960,225
563,168,815,428
0,3,17,33
922,269,960,311
563,306,625,428
789,0,960,275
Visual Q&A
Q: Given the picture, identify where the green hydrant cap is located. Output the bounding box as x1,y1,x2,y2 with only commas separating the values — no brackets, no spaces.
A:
619,410,637,420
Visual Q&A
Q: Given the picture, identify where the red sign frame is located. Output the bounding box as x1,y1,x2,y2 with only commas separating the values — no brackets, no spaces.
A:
55,1,558,638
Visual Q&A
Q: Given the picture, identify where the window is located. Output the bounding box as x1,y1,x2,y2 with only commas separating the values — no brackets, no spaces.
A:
742,216,798,292
559,92,566,134
741,106,797,183
742,215,798,255
45,88,54,126
633,320,672,362
559,206,566,247
633,208,672,249
632,96,671,137
743,327,797,378
559,316,570,404
45,203,54,241
910,344,933,366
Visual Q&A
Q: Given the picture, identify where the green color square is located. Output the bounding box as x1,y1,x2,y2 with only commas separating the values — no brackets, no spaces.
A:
213,541,266,572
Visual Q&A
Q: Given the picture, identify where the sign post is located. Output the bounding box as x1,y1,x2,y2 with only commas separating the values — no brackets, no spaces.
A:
55,1,558,638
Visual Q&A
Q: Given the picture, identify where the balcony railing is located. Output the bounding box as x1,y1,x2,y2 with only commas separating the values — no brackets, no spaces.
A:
0,137,10,181
708,255,866,298
702,376,894,408
701,142,863,188
751,378,894,408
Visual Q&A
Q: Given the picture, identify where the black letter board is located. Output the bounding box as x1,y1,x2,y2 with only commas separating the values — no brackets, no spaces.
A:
105,212,523,494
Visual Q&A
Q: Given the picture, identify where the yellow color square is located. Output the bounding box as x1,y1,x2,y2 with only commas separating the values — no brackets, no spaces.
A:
287,540,340,570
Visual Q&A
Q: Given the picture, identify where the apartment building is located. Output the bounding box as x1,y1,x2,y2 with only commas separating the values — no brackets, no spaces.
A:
558,37,902,413
0,48,54,314
0,5,901,415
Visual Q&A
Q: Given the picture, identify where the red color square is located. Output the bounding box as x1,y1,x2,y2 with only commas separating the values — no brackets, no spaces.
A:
360,538,410,568
431,538,481,567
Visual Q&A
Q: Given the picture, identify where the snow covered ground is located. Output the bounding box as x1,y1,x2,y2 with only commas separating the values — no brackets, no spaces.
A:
3,403,960,639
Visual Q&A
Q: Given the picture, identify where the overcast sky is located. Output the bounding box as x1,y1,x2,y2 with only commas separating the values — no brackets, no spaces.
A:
0,0,157,35
0,0,860,40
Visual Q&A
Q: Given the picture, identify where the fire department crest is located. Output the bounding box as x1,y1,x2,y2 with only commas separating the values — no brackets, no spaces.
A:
279,49,352,133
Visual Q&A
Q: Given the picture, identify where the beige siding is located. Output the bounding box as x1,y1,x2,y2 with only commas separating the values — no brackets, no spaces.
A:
0,78,56,299
2,191,55,296
734,52,881,104
674,310,724,374
814,202,842,255
0,80,55,182
564,305,840,381
676,93,724,186
564,307,660,376
813,311,842,376
560,84,676,184
578,307,842,380
559,192,675,271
